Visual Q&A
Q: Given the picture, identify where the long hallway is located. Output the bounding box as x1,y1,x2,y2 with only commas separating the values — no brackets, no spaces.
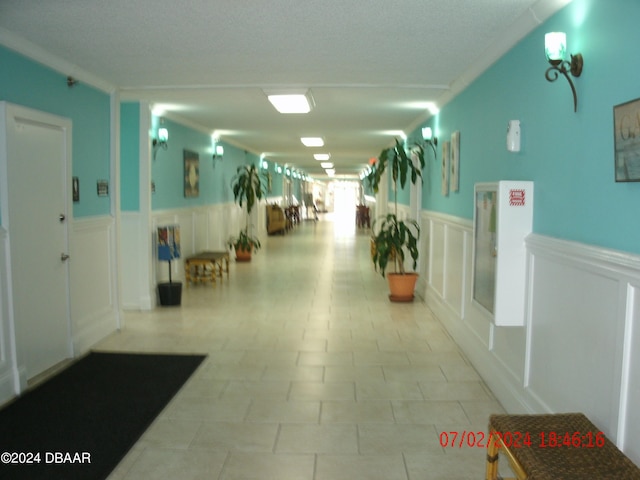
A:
101,214,504,479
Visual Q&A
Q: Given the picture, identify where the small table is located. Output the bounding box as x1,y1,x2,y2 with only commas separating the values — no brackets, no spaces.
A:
184,251,229,287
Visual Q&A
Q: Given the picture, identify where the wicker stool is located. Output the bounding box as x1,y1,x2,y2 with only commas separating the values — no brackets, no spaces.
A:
486,413,640,479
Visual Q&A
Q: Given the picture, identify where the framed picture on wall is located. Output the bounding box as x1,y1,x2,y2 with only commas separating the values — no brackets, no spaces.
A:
450,131,460,192
614,98,640,182
441,140,450,196
183,149,200,197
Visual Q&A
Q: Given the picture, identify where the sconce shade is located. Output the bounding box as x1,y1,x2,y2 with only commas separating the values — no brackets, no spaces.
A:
215,145,224,156
545,32,566,64
544,31,583,112
158,127,169,142
422,127,433,140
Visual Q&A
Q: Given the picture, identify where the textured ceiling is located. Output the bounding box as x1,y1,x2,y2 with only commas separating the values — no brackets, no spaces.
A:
0,0,570,178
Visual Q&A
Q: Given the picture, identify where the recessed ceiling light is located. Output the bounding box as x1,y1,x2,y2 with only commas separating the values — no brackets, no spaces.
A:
325,169,336,176
265,90,314,114
320,162,334,169
314,153,331,161
301,137,324,147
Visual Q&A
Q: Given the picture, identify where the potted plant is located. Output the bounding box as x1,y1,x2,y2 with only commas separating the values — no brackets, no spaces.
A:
227,230,261,262
367,138,425,302
228,164,264,261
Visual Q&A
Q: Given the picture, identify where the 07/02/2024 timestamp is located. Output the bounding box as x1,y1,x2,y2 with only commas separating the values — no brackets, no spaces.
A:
439,430,606,449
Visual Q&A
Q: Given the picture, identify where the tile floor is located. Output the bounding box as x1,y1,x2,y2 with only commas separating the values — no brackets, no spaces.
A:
99,213,505,480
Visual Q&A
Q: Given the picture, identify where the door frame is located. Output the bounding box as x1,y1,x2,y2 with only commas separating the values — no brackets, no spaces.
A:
0,101,73,393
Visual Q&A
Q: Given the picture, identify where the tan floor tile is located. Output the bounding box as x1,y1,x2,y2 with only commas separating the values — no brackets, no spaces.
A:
191,422,278,452
315,454,408,480
392,400,470,425
356,380,424,400
297,351,353,366
246,399,321,423
165,397,251,422
261,365,324,382
276,424,358,454
139,418,202,449
289,381,355,401
383,365,446,382
221,380,291,400
98,219,502,480
324,365,385,382
404,449,486,479
358,424,442,454
419,381,492,401
121,447,227,480
221,453,315,480
320,400,395,423
354,351,410,366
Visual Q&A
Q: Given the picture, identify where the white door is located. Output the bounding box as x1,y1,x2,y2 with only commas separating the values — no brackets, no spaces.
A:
2,103,72,381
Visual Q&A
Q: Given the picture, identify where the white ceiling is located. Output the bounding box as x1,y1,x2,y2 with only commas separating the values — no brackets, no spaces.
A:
0,0,570,178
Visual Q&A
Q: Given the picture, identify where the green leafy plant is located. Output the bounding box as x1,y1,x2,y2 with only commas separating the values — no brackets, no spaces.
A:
227,229,261,253
367,138,425,277
231,164,264,216
229,164,265,252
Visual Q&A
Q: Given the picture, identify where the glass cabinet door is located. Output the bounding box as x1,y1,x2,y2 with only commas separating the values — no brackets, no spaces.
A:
473,187,497,314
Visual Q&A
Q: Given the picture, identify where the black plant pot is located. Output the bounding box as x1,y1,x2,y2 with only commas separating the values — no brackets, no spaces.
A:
158,282,182,306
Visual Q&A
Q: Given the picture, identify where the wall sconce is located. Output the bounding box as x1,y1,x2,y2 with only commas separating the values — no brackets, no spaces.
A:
544,32,583,112
152,127,168,160
212,144,224,168
421,127,438,157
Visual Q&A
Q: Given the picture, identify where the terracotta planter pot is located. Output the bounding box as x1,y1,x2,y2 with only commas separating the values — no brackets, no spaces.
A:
234,245,253,262
387,273,418,302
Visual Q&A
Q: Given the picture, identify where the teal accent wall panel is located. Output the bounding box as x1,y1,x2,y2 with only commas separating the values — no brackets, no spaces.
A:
0,45,111,218
419,0,640,254
151,117,261,210
120,102,140,211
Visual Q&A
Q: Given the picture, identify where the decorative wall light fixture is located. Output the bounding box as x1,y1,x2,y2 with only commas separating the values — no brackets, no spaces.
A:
544,32,583,112
212,144,224,167
421,127,438,157
152,127,169,160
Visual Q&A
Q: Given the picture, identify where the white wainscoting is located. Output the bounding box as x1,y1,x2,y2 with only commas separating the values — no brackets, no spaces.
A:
152,203,246,285
120,202,261,310
422,211,640,463
120,212,153,310
0,217,121,405
69,216,120,354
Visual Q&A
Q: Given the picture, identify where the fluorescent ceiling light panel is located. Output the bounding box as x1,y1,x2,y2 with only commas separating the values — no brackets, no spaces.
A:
266,90,314,114
301,137,324,147
320,162,334,169
314,153,331,161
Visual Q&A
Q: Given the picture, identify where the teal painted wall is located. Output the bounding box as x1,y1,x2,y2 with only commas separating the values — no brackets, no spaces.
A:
258,160,280,198
0,45,111,218
419,0,640,254
151,116,262,210
120,102,140,211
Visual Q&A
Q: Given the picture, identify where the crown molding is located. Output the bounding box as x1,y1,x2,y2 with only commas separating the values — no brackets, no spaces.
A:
0,27,115,94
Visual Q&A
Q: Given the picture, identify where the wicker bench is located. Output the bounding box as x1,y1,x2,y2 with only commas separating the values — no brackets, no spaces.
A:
184,251,229,287
486,413,640,479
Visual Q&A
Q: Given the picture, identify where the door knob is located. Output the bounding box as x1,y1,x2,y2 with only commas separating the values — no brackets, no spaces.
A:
59,214,66,222
61,253,70,261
